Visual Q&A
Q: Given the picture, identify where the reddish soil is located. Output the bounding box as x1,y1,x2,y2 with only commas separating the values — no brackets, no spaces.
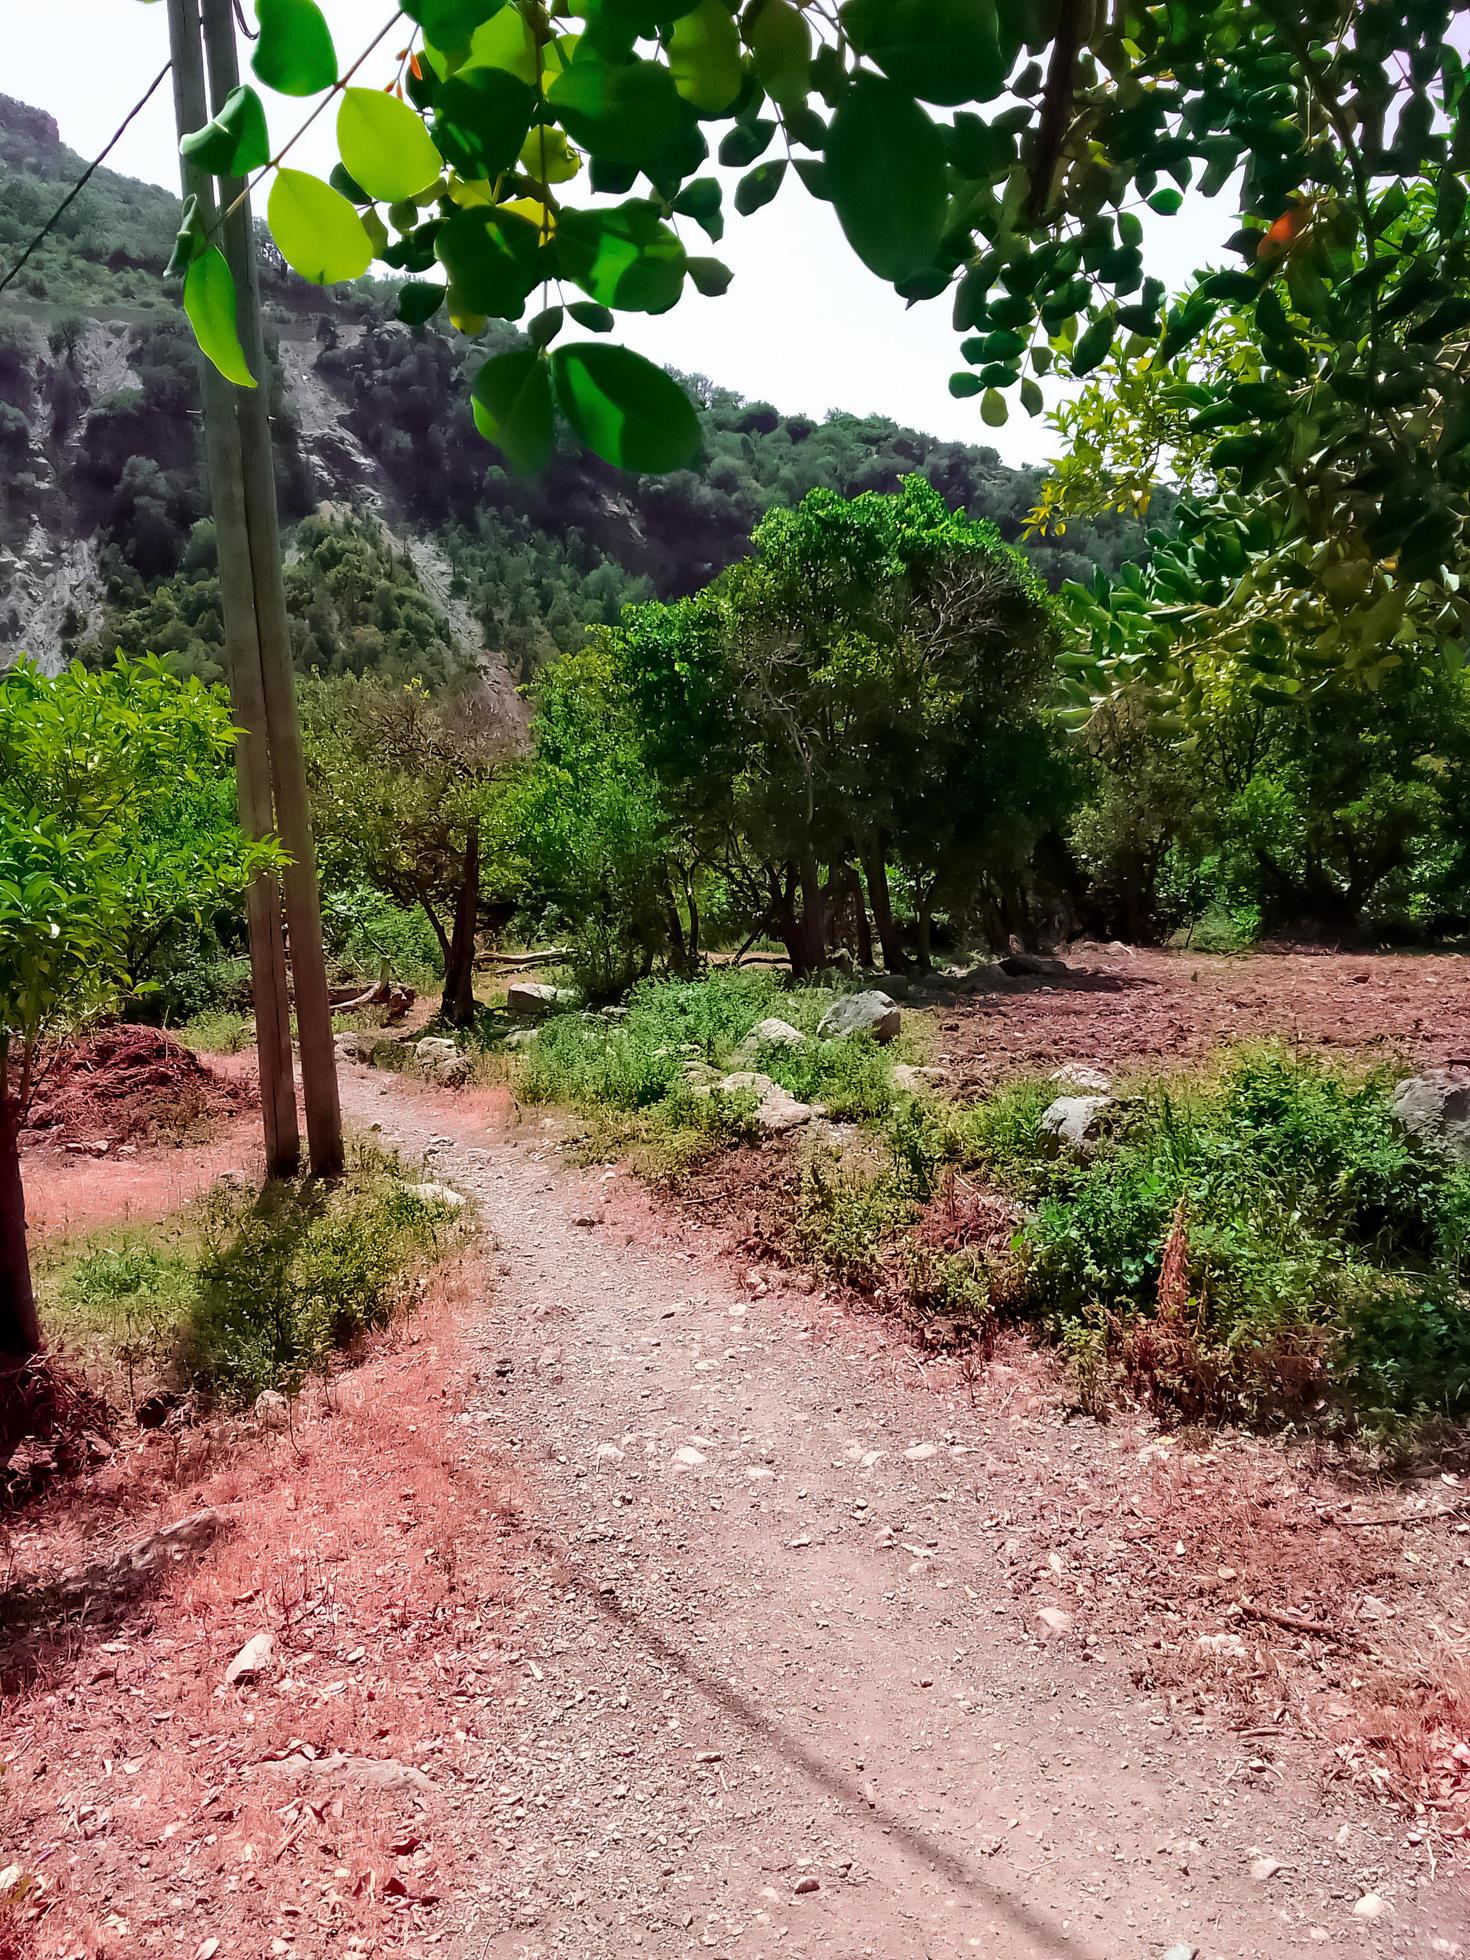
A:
933,943,1470,1090
22,1027,255,1157
0,1267,517,1960
7,1021,1470,1957
26,1114,262,1241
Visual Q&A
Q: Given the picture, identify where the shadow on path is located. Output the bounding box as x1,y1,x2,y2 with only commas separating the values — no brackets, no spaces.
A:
556,1563,1105,1960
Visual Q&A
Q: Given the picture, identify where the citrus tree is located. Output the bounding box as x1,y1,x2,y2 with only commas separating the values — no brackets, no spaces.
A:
0,658,278,1358
163,0,1469,694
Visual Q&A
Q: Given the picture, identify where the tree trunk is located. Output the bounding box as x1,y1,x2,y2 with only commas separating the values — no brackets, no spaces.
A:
792,847,830,975
0,1107,39,1359
440,827,480,1028
664,874,690,977
830,863,872,967
915,899,934,971
860,844,907,972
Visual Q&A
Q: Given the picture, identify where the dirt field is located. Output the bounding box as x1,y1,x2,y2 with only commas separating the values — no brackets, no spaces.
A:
10,960,1470,1957
927,943,1470,1091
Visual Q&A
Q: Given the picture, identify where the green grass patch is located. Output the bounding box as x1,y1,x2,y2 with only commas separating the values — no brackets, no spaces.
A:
507,968,912,1147
36,1144,466,1409
172,1007,255,1055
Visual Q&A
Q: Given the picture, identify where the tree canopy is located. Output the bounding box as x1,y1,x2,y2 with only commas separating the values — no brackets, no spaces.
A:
162,0,1470,700
587,473,1064,973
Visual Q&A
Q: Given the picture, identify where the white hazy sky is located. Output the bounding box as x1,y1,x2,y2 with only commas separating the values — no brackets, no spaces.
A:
8,1,1235,468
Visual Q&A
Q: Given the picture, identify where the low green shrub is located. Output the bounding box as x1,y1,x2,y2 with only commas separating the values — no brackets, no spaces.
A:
188,1152,465,1402
42,1234,198,1396
323,882,443,989
1000,1048,1470,1429
511,969,897,1136
758,1034,898,1122
37,1149,465,1410
175,1007,254,1054
795,1146,915,1291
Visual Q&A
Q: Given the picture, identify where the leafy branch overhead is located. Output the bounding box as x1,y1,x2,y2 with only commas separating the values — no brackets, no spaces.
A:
165,0,1470,686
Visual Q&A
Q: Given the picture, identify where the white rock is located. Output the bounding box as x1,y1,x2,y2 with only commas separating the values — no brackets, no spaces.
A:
1037,1606,1073,1634
414,1036,459,1066
673,1446,707,1467
703,1071,814,1133
1049,1063,1113,1093
1195,1632,1248,1659
506,981,575,1019
225,1631,274,1685
404,1181,466,1209
1040,1093,1113,1156
1352,1895,1388,1921
903,1442,939,1460
253,1389,290,1429
1249,1856,1283,1882
735,1017,807,1060
817,990,901,1045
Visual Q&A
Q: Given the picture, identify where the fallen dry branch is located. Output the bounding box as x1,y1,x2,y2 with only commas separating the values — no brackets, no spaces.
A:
1236,1599,1345,1643
474,947,572,969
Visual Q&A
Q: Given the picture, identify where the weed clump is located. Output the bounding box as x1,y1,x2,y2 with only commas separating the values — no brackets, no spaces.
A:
988,1049,1470,1429
37,1147,465,1410
510,968,905,1131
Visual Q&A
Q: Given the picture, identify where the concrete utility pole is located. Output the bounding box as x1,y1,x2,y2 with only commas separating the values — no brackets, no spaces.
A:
166,0,344,1177
166,0,298,1175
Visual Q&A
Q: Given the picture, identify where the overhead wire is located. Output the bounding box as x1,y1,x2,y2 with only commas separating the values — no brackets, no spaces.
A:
0,62,175,301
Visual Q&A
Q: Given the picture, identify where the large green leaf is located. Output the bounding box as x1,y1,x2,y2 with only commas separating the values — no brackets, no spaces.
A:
745,0,810,105
433,68,537,179
840,0,1004,106
825,77,947,284
434,206,544,317
252,0,337,96
337,89,443,204
180,86,271,178
548,55,692,166
667,0,743,114
557,202,688,313
551,342,701,471
267,169,373,283
403,0,505,64
166,194,207,278
183,246,257,388
1070,307,1117,376
397,280,447,324
471,348,556,473
463,3,541,84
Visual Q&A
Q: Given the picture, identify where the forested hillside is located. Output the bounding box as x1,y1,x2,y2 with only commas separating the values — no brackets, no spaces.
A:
0,91,1149,685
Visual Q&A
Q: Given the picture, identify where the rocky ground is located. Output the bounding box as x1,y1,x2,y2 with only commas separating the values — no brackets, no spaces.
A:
11,951,1470,1958
920,944,1470,1092
339,1067,1465,1960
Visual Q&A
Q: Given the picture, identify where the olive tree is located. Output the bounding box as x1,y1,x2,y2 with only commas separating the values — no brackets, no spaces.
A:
299,675,516,1025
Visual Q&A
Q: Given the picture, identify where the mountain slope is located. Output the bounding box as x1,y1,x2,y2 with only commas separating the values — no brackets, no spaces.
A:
0,92,1154,685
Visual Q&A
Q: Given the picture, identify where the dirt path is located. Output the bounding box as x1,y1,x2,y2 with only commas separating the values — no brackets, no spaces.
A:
337,1067,1466,1960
